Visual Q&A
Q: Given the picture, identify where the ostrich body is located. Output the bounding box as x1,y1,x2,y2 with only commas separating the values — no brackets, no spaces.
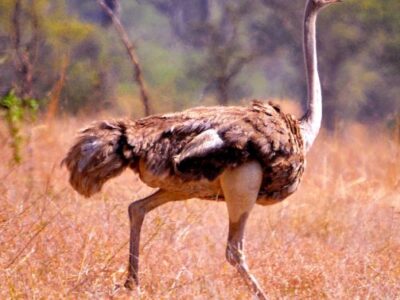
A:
63,0,341,298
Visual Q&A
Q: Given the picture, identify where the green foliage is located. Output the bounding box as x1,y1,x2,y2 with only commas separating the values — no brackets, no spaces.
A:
44,19,95,49
0,0,110,113
0,91,38,164
0,0,13,28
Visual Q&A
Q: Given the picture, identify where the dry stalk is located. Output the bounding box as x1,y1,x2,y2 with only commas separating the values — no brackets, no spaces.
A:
46,54,69,125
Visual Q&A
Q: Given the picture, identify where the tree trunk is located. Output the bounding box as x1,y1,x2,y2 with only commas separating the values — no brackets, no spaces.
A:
12,0,34,100
216,77,229,105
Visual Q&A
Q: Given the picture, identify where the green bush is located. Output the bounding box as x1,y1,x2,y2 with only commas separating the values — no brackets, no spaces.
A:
0,91,38,164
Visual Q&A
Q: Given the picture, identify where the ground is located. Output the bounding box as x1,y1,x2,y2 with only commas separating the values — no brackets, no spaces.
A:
0,117,399,299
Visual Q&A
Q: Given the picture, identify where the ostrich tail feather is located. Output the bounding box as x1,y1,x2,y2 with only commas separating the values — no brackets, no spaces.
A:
62,120,133,197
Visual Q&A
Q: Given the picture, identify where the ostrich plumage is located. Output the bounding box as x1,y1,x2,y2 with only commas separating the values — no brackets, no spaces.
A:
64,100,304,200
63,0,342,298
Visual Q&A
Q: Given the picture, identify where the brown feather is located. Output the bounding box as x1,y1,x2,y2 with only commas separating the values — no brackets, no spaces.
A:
63,100,305,200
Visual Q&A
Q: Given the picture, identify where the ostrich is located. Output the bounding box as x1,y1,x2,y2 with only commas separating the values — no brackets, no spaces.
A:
63,0,341,298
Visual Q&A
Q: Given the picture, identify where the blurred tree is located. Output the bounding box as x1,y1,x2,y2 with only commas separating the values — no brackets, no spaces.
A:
141,0,209,47
144,0,262,105
352,0,400,122
1,0,399,124
69,0,120,27
0,0,114,113
97,0,151,116
255,0,400,127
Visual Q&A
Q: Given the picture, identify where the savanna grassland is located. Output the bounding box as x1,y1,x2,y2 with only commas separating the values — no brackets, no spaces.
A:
0,117,399,299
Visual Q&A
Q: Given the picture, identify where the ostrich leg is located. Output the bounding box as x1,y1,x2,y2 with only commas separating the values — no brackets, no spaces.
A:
124,189,177,290
220,161,267,299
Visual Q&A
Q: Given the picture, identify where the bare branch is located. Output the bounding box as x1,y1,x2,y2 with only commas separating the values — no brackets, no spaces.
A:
97,0,151,116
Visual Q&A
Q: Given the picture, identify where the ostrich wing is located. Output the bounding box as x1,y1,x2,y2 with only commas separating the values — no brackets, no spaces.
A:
174,129,225,175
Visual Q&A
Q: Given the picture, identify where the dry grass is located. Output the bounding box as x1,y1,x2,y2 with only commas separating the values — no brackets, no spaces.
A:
0,116,399,299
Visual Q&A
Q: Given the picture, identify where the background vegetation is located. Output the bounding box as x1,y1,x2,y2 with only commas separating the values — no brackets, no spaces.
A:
0,0,399,298
0,0,399,122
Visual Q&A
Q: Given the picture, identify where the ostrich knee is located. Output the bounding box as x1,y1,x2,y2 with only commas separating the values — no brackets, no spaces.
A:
128,201,145,224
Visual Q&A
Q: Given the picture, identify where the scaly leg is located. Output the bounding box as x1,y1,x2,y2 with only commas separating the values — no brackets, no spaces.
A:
124,189,178,290
220,161,268,300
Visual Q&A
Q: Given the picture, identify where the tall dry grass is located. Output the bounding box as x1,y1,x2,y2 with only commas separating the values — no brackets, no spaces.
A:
0,116,399,299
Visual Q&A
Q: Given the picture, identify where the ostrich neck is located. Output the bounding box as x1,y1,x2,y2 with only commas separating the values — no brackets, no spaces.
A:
300,3,322,152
